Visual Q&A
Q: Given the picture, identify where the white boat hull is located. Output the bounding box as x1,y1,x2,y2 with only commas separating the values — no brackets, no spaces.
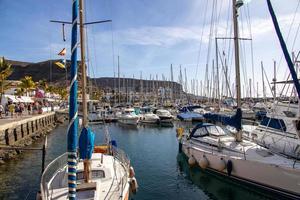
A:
180,140,300,198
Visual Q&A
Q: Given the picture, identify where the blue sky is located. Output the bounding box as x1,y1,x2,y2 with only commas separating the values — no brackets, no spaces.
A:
0,0,299,97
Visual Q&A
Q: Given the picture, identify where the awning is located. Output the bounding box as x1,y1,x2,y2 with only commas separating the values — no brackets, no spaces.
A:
5,95,19,103
20,96,34,103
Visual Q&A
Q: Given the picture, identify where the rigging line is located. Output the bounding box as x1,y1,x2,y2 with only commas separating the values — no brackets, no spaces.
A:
223,0,231,53
205,0,216,66
291,21,300,52
276,0,300,74
245,4,256,97
195,0,209,78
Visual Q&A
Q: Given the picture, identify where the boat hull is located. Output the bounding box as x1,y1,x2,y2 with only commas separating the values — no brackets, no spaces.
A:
180,140,300,199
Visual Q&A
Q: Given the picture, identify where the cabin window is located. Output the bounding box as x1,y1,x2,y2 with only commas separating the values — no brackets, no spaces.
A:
261,117,287,132
192,127,208,138
283,111,296,118
206,126,226,136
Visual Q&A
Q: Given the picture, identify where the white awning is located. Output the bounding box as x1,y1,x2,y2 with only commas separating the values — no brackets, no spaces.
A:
5,95,19,103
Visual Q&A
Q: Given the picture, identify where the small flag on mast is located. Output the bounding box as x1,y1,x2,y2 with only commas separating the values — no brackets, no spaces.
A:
55,60,66,69
58,48,66,56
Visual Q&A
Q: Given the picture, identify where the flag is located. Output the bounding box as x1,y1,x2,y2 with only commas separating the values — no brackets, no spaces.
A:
58,48,66,56
55,61,65,69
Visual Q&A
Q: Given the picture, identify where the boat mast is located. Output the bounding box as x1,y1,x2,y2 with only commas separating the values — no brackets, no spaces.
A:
232,0,243,141
68,0,79,198
233,0,241,108
79,0,88,128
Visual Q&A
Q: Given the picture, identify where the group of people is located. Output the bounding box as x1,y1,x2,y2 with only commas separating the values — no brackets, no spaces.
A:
0,101,53,118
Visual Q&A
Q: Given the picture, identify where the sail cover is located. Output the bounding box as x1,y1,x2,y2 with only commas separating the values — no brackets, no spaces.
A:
203,108,242,131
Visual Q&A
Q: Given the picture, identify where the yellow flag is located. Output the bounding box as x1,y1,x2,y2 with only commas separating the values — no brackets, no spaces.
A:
55,62,65,69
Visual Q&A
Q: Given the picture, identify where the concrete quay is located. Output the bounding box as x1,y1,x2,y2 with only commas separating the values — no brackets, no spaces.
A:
0,111,67,163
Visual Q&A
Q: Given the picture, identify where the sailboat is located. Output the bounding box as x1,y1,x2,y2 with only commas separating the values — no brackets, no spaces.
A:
38,1,137,199
177,0,300,199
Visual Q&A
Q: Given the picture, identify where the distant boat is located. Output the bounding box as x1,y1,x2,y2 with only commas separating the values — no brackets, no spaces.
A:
155,109,174,123
139,113,160,124
117,108,139,125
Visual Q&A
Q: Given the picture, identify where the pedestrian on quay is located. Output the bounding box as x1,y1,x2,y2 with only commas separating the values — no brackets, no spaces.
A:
8,103,15,118
0,104,3,118
27,103,32,115
5,103,8,116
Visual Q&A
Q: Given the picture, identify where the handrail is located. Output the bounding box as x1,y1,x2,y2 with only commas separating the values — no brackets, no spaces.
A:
40,152,68,200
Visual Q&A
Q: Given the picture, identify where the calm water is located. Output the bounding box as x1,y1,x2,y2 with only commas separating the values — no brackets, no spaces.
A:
0,122,277,200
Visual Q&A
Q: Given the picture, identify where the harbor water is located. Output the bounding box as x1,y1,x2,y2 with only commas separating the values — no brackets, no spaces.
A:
0,122,277,200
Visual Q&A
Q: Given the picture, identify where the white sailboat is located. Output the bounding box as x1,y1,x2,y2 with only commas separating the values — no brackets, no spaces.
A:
243,101,300,158
177,0,300,198
38,1,137,199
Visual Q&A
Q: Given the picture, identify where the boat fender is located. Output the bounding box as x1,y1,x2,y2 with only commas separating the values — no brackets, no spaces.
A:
130,177,138,194
199,155,209,169
36,191,42,200
129,166,135,178
227,160,233,176
216,157,226,171
188,156,196,166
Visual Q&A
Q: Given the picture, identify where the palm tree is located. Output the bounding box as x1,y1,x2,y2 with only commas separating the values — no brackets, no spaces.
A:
19,76,36,96
38,79,48,91
56,86,68,100
0,57,13,100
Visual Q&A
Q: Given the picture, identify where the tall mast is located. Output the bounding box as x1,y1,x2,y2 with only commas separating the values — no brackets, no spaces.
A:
68,0,79,198
232,0,243,142
79,0,88,127
233,0,241,108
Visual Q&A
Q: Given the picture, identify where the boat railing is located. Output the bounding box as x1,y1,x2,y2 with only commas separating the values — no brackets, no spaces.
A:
40,152,68,200
111,146,131,194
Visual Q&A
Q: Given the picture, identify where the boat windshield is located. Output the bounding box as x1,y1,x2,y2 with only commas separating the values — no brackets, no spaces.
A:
206,125,226,136
192,127,209,138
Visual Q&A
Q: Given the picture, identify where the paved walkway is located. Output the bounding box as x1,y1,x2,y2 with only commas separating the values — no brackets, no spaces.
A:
0,115,37,126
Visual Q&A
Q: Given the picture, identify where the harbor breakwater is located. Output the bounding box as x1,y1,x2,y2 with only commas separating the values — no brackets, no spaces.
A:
0,111,67,163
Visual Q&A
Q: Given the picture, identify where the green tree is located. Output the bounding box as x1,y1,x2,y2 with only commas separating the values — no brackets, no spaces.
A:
0,57,13,100
56,87,68,100
19,76,36,96
38,79,48,91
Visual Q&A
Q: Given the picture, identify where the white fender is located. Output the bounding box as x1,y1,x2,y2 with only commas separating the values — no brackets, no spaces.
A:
129,166,135,178
188,156,196,166
199,155,209,169
216,157,226,171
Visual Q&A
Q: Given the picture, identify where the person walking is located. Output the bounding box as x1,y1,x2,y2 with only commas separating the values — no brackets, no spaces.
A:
0,104,3,118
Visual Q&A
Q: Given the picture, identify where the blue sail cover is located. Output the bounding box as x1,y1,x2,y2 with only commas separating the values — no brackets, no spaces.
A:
79,127,95,160
203,108,242,131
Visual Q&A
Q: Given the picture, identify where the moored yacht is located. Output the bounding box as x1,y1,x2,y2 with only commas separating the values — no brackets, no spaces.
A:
177,122,300,199
139,113,160,124
117,108,139,125
155,109,174,123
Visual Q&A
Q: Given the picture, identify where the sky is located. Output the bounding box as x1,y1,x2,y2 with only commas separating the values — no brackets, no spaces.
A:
0,0,299,97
